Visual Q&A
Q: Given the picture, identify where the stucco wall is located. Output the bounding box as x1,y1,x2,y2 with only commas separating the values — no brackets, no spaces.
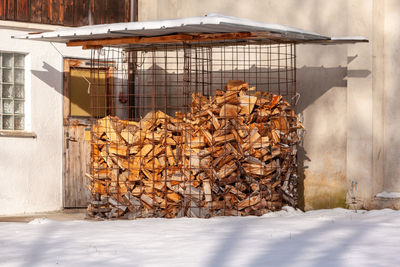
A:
0,24,90,215
1,0,398,215
139,0,399,209
383,0,400,193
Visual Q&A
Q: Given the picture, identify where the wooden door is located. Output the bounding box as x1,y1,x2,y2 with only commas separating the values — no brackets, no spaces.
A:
63,59,111,208
64,119,91,207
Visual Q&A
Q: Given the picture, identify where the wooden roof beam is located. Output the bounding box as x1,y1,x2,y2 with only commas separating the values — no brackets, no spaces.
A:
66,32,289,49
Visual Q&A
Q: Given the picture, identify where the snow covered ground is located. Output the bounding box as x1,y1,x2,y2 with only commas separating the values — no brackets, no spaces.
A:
0,207,399,267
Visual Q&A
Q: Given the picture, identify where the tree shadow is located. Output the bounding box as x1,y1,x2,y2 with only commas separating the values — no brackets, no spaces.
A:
205,211,398,267
0,221,137,266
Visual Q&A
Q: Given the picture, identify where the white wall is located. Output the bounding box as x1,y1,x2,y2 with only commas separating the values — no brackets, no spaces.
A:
383,0,400,192
1,0,398,214
139,0,400,210
139,0,351,209
0,23,90,215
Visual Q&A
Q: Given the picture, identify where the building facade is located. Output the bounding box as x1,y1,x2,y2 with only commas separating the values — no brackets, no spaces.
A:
0,0,398,215
0,0,134,215
138,0,400,210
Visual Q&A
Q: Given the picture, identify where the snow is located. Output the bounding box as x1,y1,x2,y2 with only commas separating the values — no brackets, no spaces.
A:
27,218,53,225
14,13,328,42
1,208,399,267
13,13,368,46
331,36,368,41
14,13,329,42
376,191,400,199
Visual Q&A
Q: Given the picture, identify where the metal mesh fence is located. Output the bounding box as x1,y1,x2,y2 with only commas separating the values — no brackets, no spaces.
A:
87,41,300,219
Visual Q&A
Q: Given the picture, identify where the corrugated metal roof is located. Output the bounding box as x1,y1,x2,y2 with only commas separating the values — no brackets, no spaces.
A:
12,13,368,46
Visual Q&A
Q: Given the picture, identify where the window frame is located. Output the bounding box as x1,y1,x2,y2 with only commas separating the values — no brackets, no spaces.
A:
0,51,35,138
63,58,115,123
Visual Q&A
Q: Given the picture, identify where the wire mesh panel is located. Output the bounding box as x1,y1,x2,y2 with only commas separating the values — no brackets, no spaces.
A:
87,41,301,219
208,42,296,104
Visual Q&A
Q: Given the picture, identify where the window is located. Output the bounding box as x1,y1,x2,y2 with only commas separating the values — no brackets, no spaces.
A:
0,52,25,130
69,67,109,117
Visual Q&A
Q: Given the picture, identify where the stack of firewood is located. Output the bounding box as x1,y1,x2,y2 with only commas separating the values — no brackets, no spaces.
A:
87,80,303,219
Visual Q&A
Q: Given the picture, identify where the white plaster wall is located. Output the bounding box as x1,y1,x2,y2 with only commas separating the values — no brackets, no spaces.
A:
139,0,400,209
139,0,351,209
346,0,375,208
383,0,400,192
0,24,90,215
1,0,396,214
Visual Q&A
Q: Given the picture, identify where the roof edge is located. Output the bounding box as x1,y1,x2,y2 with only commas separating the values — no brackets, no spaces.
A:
10,14,369,47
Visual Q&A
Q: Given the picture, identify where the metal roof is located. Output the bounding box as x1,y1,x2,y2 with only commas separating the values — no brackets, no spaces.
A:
13,13,368,47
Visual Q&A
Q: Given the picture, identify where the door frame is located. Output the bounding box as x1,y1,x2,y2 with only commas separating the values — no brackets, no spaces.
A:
62,58,114,208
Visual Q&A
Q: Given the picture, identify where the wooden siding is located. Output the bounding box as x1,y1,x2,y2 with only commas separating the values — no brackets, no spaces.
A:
0,0,131,26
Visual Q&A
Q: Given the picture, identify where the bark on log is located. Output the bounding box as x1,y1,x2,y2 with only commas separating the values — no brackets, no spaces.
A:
87,80,302,219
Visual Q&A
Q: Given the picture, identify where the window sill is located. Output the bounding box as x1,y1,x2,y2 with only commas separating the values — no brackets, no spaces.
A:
0,131,37,138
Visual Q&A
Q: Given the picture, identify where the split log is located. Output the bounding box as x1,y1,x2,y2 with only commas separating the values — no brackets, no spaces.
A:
87,80,302,219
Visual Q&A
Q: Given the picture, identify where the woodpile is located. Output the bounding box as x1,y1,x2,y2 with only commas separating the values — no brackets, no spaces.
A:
87,80,303,219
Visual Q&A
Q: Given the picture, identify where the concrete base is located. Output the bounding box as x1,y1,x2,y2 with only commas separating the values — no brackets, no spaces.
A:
0,209,87,222
369,197,400,210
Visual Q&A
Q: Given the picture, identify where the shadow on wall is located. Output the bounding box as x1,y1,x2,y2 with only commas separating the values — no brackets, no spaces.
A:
31,62,63,95
132,64,298,118
129,64,370,211
296,64,371,113
31,62,126,119
296,65,347,113
296,64,370,210
296,65,347,210
31,60,370,210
